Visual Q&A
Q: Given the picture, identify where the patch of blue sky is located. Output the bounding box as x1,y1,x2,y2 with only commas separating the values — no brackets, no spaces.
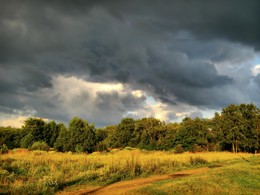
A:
253,54,260,65
146,96,157,106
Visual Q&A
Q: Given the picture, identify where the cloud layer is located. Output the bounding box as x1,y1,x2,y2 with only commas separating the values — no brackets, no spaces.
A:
1,0,260,126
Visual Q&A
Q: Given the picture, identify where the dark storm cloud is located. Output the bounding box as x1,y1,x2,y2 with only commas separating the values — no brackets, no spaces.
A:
0,66,52,93
95,91,146,112
70,90,147,127
0,0,259,125
104,0,260,49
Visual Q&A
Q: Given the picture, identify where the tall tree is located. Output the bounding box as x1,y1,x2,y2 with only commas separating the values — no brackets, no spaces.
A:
156,122,179,150
102,125,118,148
220,104,245,153
115,118,135,147
54,124,69,152
239,104,260,152
254,113,260,153
135,117,164,150
67,117,96,153
174,117,210,152
43,121,60,147
23,118,46,142
0,127,27,149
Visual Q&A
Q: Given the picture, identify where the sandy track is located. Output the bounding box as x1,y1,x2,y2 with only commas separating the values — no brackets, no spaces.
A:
59,167,210,195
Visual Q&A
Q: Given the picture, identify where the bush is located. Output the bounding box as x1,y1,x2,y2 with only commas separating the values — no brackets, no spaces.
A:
124,146,135,151
0,144,8,154
174,144,184,154
190,144,205,153
190,156,207,165
95,142,108,152
75,144,84,153
31,141,50,151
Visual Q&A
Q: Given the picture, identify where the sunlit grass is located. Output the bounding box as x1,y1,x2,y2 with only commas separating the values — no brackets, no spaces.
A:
134,155,260,195
0,149,257,194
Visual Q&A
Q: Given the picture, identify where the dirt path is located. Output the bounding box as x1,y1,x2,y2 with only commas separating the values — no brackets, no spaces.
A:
59,167,211,195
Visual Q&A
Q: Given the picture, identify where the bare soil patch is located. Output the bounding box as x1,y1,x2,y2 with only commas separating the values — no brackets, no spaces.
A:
58,167,211,195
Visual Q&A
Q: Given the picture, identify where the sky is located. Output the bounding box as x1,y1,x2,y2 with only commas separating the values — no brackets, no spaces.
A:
1,0,260,127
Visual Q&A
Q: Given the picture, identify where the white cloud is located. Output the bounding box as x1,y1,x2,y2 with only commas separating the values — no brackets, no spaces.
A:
251,64,260,76
0,116,49,128
52,75,124,101
0,116,27,128
43,75,188,124
0,75,224,127
34,75,148,126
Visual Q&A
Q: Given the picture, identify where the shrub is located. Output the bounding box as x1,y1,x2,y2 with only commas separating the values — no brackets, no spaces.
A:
75,144,84,153
0,144,8,154
124,146,135,151
174,144,184,154
31,141,50,151
95,142,108,152
191,144,205,153
190,156,207,165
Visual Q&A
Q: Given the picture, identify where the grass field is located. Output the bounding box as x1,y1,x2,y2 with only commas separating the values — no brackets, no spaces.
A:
0,149,259,194
134,156,260,195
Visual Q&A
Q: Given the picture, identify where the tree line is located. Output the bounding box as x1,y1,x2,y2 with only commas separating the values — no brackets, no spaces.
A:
0,103,259,153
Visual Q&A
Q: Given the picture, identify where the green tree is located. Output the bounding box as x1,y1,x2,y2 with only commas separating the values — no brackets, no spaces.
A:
95,128,108,143
239,104,260,153
102,125,118,148
221,104,247,153
20,133,34,148
94,128,108,151
174,117,210,152
0,126,27,149
115,118,135,148
54,124,69,152
157,122,179,150
134,118,164,150
67,117,96,153
23,118,46,142
210,112,223,151
254,113,260,153
43,121,60,147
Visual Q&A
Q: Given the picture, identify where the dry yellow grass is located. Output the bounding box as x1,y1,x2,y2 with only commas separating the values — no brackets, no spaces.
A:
0,149,256,194
3,149,253,165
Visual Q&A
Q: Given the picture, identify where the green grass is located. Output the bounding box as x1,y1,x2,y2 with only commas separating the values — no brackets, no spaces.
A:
0,149,258,194
134,156,260,195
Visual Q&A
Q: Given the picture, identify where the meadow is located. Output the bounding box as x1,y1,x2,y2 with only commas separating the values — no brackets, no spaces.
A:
135,156,260,195
0,149,259,194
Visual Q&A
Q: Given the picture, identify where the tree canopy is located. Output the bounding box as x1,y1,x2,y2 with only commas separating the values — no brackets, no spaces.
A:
0,103,259,153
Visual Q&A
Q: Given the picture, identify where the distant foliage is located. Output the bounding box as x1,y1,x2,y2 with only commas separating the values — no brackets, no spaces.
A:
20,133,34,148
0,103,260,153
0,144,8,154
31,141,50,151
174,144,184,154
95,142,108,152
54,124,69,152
0,127,27,149
54,117,96,153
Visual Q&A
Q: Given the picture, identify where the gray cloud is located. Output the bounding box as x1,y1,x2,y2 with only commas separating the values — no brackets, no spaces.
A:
188,111,203,119
254,75,260,88
0,1,260,126
107,0,260,49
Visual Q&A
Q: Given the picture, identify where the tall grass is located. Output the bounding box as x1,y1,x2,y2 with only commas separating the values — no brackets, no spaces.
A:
0,149,255,194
